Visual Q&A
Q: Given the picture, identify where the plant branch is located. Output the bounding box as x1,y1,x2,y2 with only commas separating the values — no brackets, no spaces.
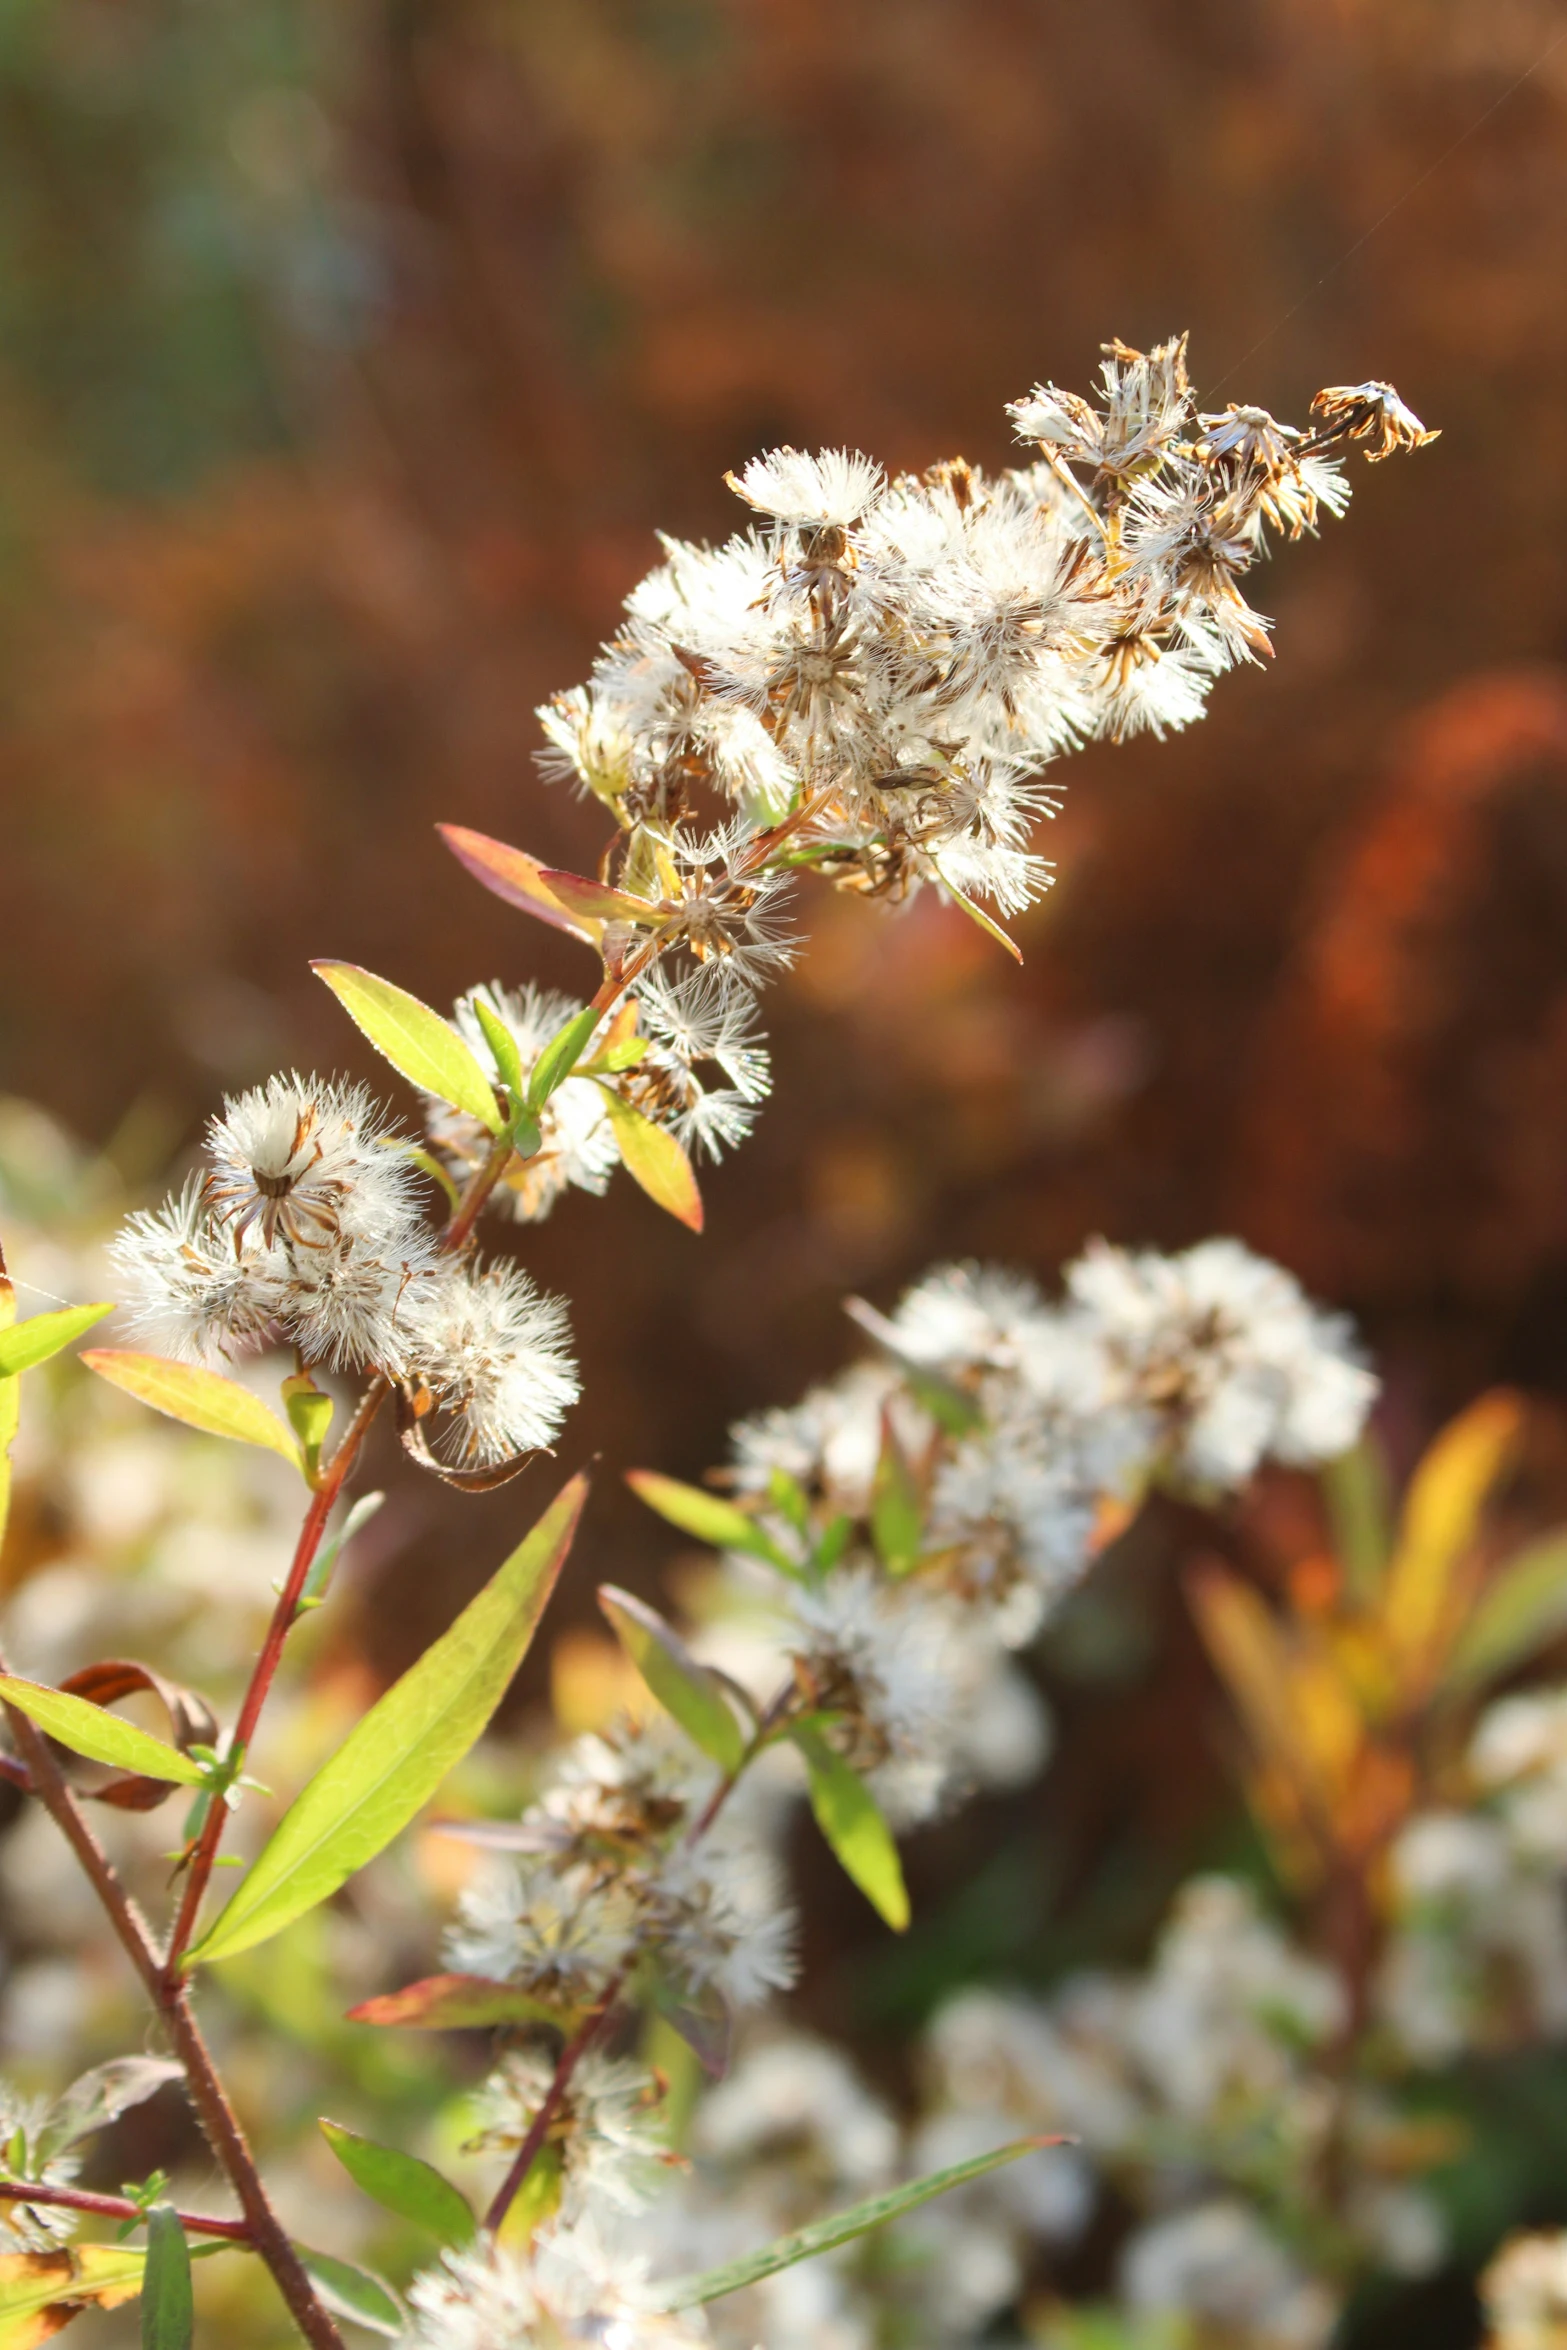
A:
0,1659,344,2348
164,1376,389,1972
0,2177,252,2244
482,1990,621,2235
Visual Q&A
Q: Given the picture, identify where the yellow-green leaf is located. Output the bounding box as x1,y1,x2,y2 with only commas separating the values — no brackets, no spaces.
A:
1441,1531,1567,1700
295,2249,401,2339
81,1352,303,1471
791,1725,909,1930
187,1473,587,1969
0,1304,112,1380
657,2134,1056,2307
312,962,503,1133
600,1585,747,1773
626,1472,802,1578
0,1676,206,1787
597,1090,703,1231
0,2243,147,2337
1321,1436,1394,1606
1384,1391,1527,1677
320,2120,475,2247
871,1418,923,1577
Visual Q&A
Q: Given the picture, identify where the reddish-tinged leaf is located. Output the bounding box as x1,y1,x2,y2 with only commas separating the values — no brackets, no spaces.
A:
535,868,666,927
437,826,601,945
346,1973,573,2031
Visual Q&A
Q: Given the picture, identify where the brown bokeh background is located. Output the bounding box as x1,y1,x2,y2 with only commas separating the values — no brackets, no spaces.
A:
5,8,1567,2301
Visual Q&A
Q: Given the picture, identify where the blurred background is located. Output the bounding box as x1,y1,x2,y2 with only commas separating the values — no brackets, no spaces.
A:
3,3,1567,2339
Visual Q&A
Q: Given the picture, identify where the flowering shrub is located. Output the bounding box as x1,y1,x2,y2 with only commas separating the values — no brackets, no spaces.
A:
0,340,1438,2346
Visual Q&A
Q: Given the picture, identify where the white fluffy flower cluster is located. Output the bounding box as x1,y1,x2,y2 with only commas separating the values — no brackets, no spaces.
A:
110,1072,579,1470
716,1239,1372,1826
400,2220,708,2350
444,1716,796,2019
1377,1688,1567,2065
541,343,1429,948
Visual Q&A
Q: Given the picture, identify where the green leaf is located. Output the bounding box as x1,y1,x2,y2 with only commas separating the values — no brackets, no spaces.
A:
296,2248,401,2338
471,995,526,1119
596,1089,703,1232
81,1352,303,1472
0,1302,112,1380
814,1514,853,1573
1322,1436,1393,1606
0,1676,207,1787
345,1972,576,2032
298,1491,385,1615
599,1585,747,1773
791,1725,909,1930
140,2207,192,2350
0,1368,18,1565
312,962,503,1134
320,2120,475,2248
526,1006,601,1111
656,2134,1058,2308
871,1419,923,1577
1441,1531,1567,1699
40,2059,183,2162
626,1471,803,1578
283,1374,334,1480
187,1474,588,1969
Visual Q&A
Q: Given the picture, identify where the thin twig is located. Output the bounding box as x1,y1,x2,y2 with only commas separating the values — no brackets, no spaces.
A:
482,1992,621,2234
0,2177,251,2244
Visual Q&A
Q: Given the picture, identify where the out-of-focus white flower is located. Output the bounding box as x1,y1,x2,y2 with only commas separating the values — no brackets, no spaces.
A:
1119,2199,1338,2349
1065,1237,1376,1486
647,1833,797,2011
444,1857,639,2004
783,1566,961,1823
691,2035,899,2195
469,2050,670,2218
400,2220,710,2350
1483,2227,1567,2348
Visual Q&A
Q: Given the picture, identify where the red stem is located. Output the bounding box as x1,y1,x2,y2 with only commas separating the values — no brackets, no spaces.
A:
482,1992,621,2234
163,1377,389,1974
0,2177,251,2244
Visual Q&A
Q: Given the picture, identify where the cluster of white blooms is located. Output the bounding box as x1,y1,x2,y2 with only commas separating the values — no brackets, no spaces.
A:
630,1879,1440,2350
408,348,1431,1238
716,1239,1373,1825
400,2219,709,2350
109,1072,579,1472
1377,1689,1567,2065
444,1714,796,2021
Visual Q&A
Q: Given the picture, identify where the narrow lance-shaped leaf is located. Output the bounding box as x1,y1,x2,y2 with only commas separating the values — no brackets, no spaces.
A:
140,2208,193,2350
627,1471,803,1578
596,1089,703,1233
1383,1391,1527,1676
527,1006,602,1111
0,1302,112,1380
320,2121,475,2248
790,1725,909,1931
345,1973,575,2033
1320,1436,1393,1606
1441,1530,1567,1700
534,867,665,928
81,1352,303,1472
312,961,503,1134
471,996,526,1122
656,2135,1061,2309
296,2248,402,2339
187,1474,588,1969
871,1417,923,1577
0,1676,207,1788
436,824,601,946
599,1585,747,1773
